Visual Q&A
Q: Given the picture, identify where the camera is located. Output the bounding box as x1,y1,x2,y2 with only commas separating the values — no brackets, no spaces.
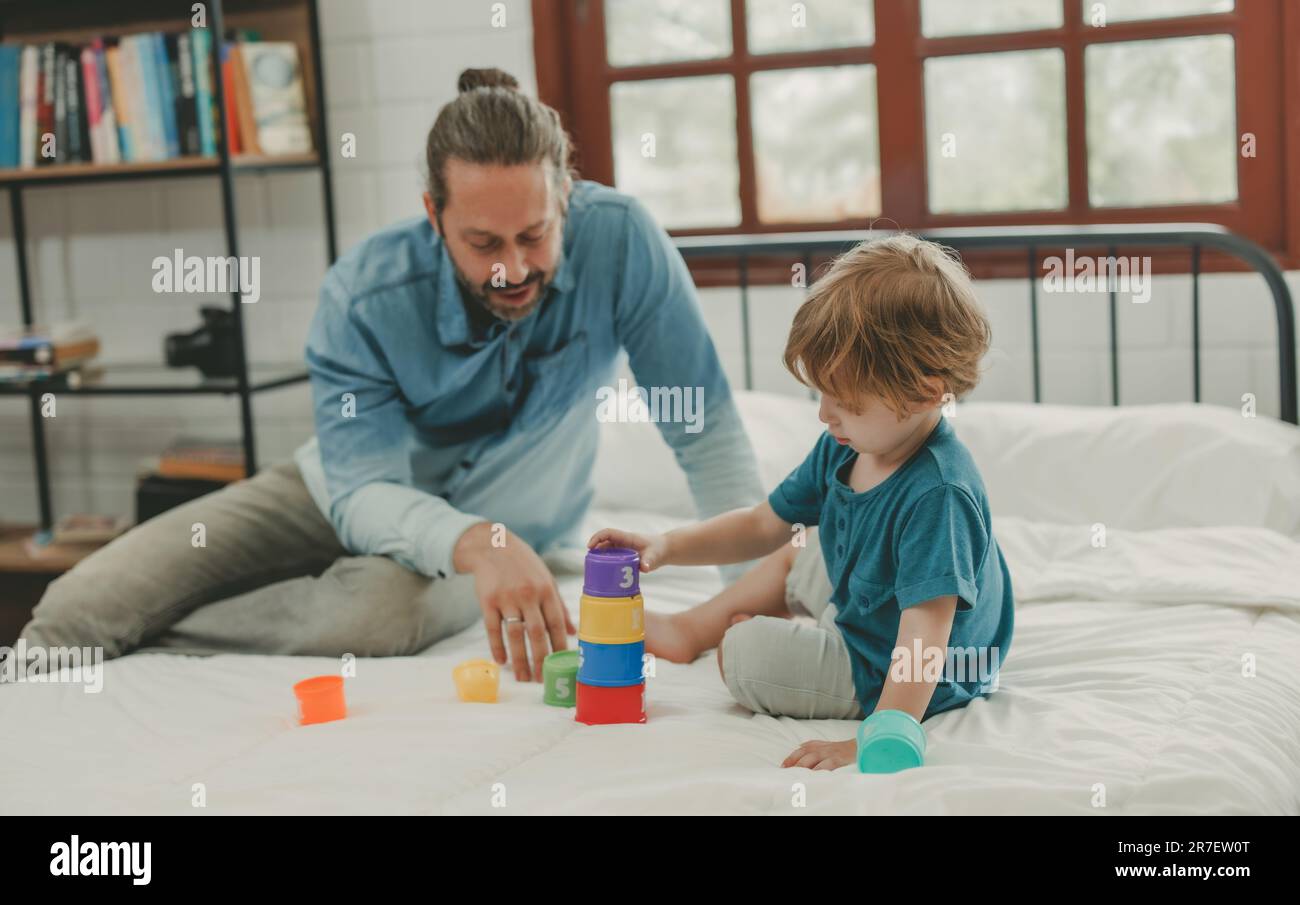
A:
164,306,240,378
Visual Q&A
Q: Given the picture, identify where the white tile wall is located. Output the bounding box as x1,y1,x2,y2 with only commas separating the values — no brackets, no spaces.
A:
0,0,1296,525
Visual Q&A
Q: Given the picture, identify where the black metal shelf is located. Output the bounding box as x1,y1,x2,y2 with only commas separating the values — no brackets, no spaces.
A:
2,0,337,540
0,363,309,396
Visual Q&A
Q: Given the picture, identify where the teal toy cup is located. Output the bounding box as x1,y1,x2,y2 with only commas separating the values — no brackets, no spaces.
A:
543,649,580,707
856,709,926,774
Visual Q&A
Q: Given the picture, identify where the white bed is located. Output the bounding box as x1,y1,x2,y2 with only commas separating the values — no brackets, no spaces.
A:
3,392,1299,815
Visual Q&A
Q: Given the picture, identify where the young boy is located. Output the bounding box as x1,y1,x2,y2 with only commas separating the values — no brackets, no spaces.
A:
589,234,1014,771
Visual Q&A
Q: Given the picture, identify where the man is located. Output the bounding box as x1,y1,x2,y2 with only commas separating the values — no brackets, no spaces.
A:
12,68,763,683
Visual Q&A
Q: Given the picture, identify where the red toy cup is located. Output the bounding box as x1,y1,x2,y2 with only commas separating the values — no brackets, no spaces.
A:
293,675,347,726
575,679,646,725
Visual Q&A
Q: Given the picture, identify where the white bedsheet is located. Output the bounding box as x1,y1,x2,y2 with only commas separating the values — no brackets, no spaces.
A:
3,510,1298,815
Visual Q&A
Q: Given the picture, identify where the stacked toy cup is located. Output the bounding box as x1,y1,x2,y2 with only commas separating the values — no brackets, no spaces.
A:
575,547,647,725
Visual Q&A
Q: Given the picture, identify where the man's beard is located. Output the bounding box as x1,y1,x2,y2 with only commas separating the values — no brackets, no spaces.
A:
452,257,558,323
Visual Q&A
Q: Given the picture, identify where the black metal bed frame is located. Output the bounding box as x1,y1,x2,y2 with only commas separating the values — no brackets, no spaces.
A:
674,223,1298,426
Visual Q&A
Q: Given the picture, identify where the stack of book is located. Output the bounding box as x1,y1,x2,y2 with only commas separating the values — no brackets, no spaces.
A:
49,513,133,544
0,320,102,385
154,436,247,483
0,32,312,169
134,437,246,522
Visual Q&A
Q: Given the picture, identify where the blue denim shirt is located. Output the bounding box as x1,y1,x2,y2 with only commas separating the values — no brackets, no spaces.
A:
293,180,764,580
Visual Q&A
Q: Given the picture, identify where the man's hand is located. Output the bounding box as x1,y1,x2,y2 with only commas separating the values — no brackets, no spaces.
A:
586,527,672,572
453,522,576,682
782,739,857,771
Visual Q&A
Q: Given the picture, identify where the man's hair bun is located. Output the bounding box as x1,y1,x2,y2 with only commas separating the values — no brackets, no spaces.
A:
457,67,519,94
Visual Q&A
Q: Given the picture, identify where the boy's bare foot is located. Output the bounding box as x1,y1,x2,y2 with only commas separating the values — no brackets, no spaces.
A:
644,611,703,664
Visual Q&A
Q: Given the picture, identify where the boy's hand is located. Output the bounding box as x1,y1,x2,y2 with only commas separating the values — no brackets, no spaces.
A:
782,739,857,771
587,528,671,572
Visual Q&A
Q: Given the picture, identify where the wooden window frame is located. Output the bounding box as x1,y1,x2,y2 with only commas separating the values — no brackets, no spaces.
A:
534,0,1300,278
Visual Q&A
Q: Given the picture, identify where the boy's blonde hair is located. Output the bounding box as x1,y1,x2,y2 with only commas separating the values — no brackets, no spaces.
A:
783,234,990,419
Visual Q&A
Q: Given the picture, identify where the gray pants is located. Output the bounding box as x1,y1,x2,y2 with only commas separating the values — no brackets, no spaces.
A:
720,527,866,720
15,460,482,669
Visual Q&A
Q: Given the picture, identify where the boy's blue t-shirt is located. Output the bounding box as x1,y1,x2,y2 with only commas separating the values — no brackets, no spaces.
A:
768,415,1014,721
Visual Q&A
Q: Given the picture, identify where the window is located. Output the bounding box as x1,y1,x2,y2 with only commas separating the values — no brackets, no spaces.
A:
533,0,1298,268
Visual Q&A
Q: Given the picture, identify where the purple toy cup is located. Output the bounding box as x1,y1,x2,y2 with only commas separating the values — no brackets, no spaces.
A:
584,546,641,598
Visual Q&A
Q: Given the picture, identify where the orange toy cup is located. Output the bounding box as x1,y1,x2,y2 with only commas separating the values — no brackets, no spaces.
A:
293,675,347,726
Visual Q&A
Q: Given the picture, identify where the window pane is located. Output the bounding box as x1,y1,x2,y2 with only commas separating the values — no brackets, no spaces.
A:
750,66,879,222
605,0,731,67
746,0,873,53
610,76,740,229
921,0,1062,37
924,50,1067,213
1086,35,1237,207
1081,0,1232,25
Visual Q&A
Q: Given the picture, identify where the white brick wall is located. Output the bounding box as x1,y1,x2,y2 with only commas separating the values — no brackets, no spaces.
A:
1,0,1296,525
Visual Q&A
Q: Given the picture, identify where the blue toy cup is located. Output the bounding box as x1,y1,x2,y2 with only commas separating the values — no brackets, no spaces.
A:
856,709,926,774
577,639,646,687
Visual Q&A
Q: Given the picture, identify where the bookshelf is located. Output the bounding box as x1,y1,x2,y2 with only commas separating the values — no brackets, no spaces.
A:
0,151,321,185
0,0,338,551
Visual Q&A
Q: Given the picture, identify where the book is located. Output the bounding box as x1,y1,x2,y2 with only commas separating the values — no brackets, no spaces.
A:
0,318,95,343
36,42,55,165
239,42,311,155
157,437,246,483
51,513,132,544
64,51,88,162
117,37,145,160
229,43,260,155
52,44,66,163
155,32,179,157
80,45,101,162
0,29,315,170
174,32,199,156
104,42,134,161
19,45,39,167
190,27,216,156
21,534,107,563
89,41,121,164
0,336,99,367
220,43,241,154
0,319,97,359
0,46,20,168
134,35,167,160
0,361,103,386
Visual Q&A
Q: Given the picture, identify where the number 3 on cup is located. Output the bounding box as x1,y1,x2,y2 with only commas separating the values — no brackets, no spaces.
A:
620,565,634,588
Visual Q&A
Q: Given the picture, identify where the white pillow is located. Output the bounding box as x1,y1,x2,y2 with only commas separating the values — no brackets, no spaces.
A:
591,391,820,518
594,391,1300,536
950,401,1300,535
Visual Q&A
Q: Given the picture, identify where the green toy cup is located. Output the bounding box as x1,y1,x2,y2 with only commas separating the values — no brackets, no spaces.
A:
856,709,926,774
543,649,580,707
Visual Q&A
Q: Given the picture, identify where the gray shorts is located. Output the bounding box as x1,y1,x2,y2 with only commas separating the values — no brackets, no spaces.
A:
720,527,865,720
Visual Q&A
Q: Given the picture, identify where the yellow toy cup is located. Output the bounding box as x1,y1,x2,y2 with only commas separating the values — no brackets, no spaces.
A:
453,658,501,703
577,593,644,645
